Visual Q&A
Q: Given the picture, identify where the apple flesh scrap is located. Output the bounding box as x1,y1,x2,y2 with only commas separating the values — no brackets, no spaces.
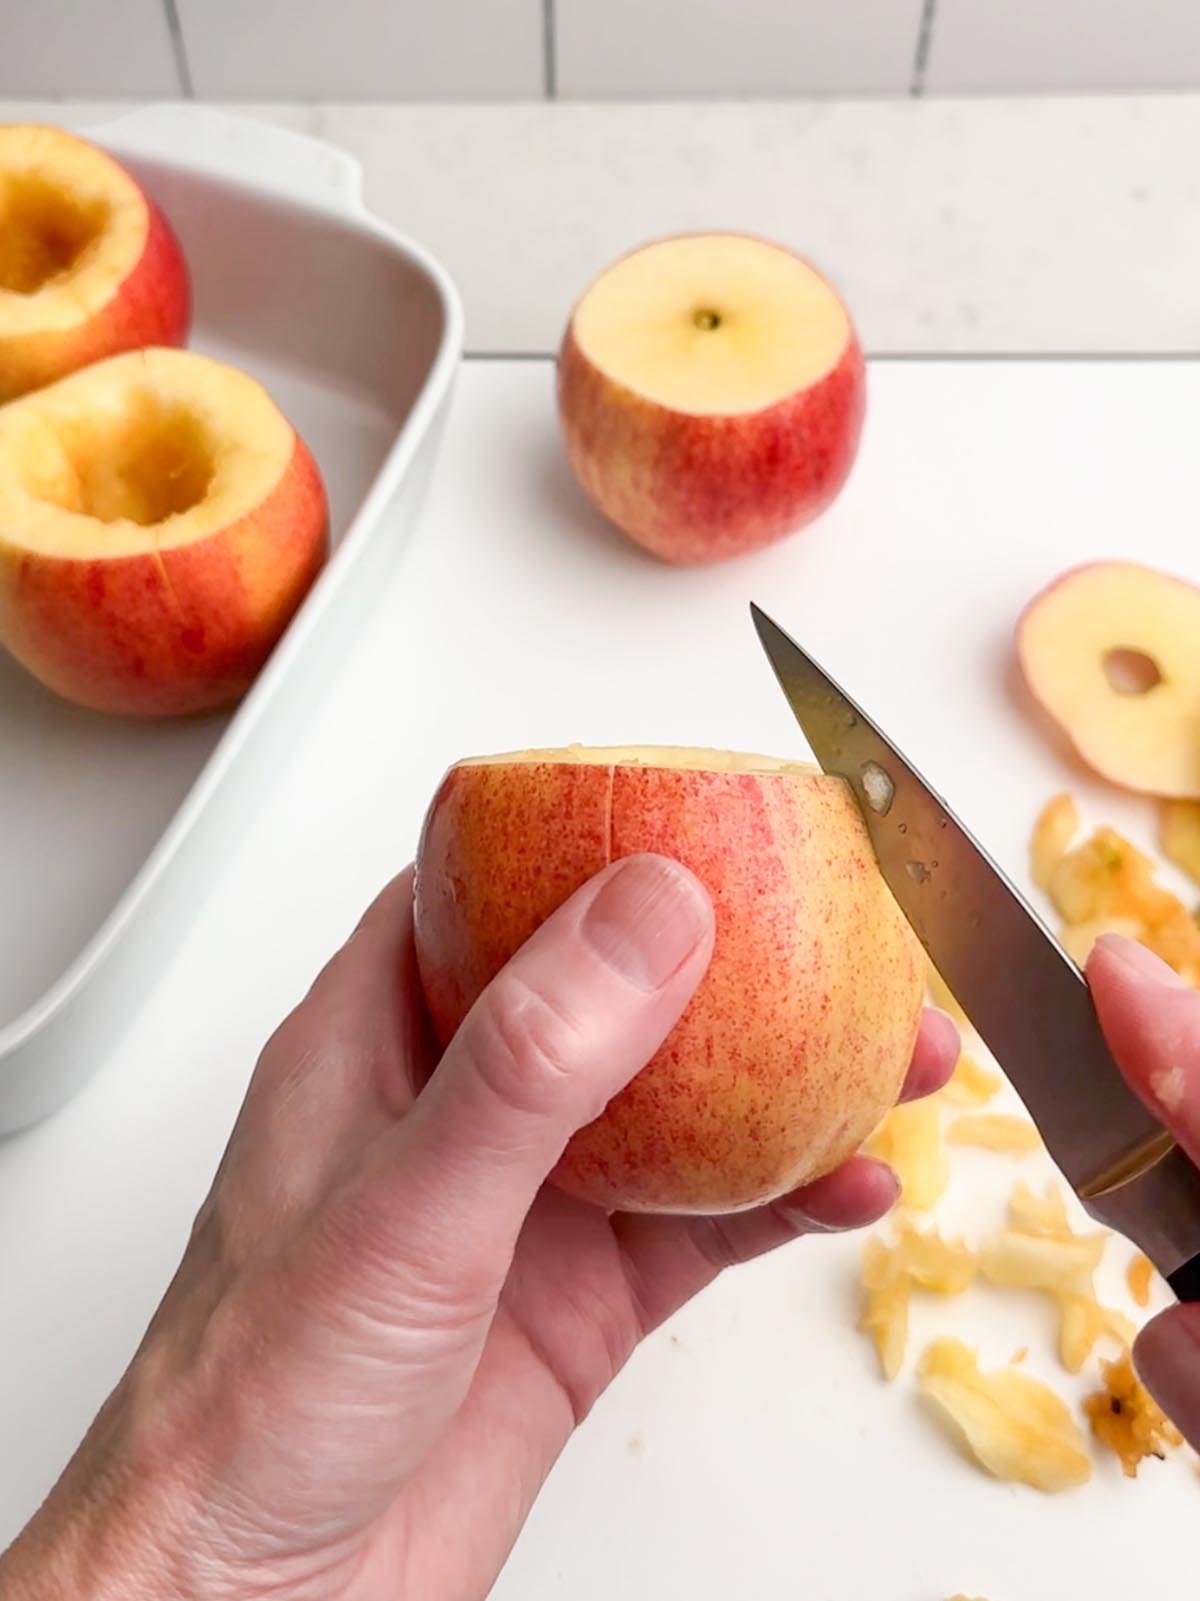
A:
1017,561,1200,797
556,233,865,565
0,124,190,401
0,346,328,717
414,746,925,1214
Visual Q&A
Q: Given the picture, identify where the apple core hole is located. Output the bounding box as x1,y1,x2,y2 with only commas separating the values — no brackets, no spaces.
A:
27,392,216,527
1103,647,1163,696
692,308,722,331
0,176,109,294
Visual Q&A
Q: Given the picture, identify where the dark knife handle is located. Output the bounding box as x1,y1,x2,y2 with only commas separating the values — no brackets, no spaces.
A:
1169,1254,1200,1302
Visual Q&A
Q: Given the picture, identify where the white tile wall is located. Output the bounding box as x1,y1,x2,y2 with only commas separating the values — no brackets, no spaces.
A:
556,0,925,97
2,0,1200,102
0,0,181,97
927,0,1200,92
176,0,543,99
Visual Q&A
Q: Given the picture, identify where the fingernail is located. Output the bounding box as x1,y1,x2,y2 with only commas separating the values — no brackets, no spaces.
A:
582,855,712,991
1094,934,1187,988
777,1160,901,1233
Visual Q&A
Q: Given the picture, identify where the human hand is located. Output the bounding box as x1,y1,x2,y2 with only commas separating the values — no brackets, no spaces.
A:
1088,935,1200,1447
0,854,956,1601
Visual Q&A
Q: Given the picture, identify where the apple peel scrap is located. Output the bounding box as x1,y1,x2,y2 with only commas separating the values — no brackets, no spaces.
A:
982,1185,1134,1373
1008,1178,1070,1238
859,1226,977,1380
947,1114,1040,1154
918,1338,1092,1492
1032,802,1200,982
1084,1353,1183,1477
1127,1252,1154,1308
939,1053,1003,1108
1160,799,1200,887
866,1099,949,1211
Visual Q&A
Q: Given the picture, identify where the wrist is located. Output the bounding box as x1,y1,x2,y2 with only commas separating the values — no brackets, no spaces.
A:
0,1380,190,1601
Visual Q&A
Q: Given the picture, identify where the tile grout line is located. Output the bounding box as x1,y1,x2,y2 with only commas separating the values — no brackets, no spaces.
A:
161,0,195,98
542,0,558,100
910,0,938,96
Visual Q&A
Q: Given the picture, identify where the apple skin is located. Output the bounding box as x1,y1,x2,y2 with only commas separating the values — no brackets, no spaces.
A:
0,197,190,404
0,435,327,718
556,320,865,566
414,754,925,1214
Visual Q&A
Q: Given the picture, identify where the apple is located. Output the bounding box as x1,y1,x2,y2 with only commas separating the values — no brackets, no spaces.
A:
1017,561,1200,797
0,123,190,401
414,746,925,1214
556,233,865,565
0,346,328,717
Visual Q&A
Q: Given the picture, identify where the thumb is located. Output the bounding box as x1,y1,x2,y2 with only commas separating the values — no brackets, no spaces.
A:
325,853,714,1318
1087,935,1200,1448
400,852,714,1253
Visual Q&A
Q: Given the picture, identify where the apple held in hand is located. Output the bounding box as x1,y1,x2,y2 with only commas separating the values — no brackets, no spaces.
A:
557,233,865,565
0,124,189,401
1017,561,1200,797
414,746,925,1214
0,347,328,717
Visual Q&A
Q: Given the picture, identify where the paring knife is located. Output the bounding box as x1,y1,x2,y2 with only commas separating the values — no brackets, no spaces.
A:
750,602,1200,1303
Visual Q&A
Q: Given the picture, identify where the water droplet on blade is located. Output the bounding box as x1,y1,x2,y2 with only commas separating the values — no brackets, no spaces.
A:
906,860,931,885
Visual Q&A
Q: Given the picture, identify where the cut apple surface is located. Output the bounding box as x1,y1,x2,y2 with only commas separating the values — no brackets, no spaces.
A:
0,347,328,716
414,744,924,1213
1017,561,1200,796
557,232,864,564
0,124,189,400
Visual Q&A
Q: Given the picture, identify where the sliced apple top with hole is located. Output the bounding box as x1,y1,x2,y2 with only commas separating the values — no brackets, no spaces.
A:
0,124,190,400
1017,561,1200,796
0,346,328,717
557,232,864,565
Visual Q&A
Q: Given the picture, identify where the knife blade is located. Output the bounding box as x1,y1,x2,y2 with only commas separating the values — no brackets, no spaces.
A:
750,601,1200,1297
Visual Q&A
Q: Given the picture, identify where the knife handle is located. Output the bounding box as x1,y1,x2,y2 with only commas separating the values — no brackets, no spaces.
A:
1169,1254,1200,1302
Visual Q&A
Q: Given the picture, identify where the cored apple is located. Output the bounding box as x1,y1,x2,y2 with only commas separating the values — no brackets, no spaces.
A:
556,233,865,565
0,346,328,717
414,746,925,1214
1017,561,1200,797
0,123,190,401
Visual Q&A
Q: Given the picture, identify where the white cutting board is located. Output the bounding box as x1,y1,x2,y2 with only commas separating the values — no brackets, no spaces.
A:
2,359,1198,1598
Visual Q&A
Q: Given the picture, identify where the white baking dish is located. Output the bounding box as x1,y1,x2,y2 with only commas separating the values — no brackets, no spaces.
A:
0,105,463,1134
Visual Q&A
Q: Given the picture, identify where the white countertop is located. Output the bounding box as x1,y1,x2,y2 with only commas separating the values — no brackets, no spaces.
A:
4,356,1199,1597
4,94,1200,355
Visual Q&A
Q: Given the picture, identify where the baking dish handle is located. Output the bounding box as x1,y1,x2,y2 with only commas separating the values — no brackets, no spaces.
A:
87,103,365,217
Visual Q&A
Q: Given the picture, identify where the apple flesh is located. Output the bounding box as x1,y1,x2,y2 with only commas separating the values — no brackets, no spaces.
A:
1017,561,1200,797
0,124,190,401
0,346,328,717
556,233,865,565
414,746,925,1214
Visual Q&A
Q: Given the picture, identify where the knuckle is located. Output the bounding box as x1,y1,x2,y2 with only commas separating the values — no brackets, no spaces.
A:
689,1217,744,1276
464,973,584,1117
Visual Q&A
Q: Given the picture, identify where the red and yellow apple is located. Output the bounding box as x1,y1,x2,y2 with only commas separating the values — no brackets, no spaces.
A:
0,346,328,717
0,123,190,401
414,746,925,1213
556,233,865,565
1017,561,1200,797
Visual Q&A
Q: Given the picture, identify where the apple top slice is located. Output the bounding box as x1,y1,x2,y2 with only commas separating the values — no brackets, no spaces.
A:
569,232,853,417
